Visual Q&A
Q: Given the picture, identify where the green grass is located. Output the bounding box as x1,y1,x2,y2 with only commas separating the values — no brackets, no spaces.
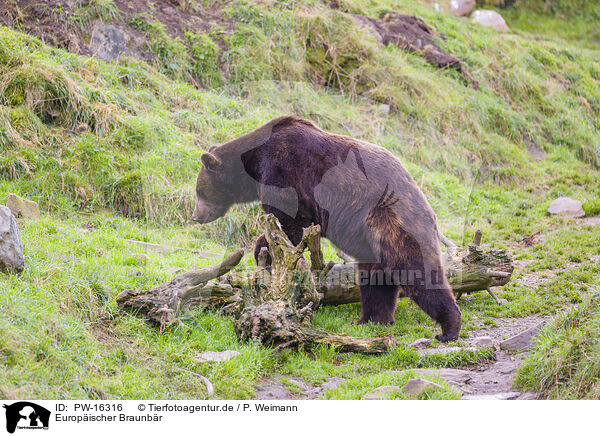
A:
501,0,600,50
0,0,599,399
516,292,600,399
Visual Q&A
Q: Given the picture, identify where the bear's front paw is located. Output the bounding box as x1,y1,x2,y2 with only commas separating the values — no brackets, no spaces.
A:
435,333,458,343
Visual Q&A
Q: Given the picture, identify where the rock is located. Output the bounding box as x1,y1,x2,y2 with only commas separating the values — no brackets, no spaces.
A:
401,379,442,397
547,197,585,218
516,392,538,400
409,338,432,349
404,368,473,386
450,0,476,16
500,322,545,352
418,346,478,355
473,336,494,347
362,385,400,400
194,350,240,363
0,206,25,273
377,104,391,116
471,10,509,31
434,0,475,16
462,391,520,400
5,193,40,219
305,377,344,398
90,22,127,61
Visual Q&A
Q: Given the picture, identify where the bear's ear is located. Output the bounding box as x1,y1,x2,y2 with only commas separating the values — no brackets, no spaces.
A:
201,152,222,171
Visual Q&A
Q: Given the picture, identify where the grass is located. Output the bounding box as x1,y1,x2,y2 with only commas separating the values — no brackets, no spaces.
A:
0,0,599,399
500,0,600,50
515,292,600,399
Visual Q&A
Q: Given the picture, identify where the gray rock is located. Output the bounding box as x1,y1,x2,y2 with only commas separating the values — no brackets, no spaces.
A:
547,197,585,218
305,377,344,398
0,206,24,273
6,193,40,219
377,104,391,116
409,338,432,349
462,391,520,400
402,379,442,397
404,368,473,386
451,0,476,16
362,385,400,400
473,336,494,348
418,346,478,355
500,322,546,352
434,0,475,16
90,22,128,61
195,350,240,363
471,10,509,31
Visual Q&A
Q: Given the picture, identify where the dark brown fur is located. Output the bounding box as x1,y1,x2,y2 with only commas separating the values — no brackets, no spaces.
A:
193,116,461,341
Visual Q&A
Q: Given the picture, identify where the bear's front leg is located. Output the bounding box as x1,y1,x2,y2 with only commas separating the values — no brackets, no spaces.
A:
357,269,401,324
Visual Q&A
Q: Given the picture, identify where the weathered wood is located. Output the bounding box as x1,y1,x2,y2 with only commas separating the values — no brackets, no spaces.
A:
232,215,392,353
116,249,245,330
117,220,512,351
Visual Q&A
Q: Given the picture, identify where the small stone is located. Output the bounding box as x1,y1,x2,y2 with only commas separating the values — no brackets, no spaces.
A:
377,104,391,115
195,350,240,363
473,336,493,348
500,322,546,352
462,391,520,400
547,197,585,218
434,0,475,16
5,193,40,219
362,386,400,400
0,206,25,273
450,0,475,16
402,379,442,397
471,10,509,31
401,368,473,386
418,346,478,355
410,338,432,349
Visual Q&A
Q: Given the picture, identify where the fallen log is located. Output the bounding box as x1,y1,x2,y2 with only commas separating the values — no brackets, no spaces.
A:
117,217,512,351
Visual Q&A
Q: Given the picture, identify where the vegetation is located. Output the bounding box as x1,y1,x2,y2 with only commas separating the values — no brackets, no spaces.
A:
0,0,599,399
516,292,600,399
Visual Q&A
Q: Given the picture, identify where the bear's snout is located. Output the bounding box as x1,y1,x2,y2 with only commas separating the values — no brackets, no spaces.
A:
191,197,228,223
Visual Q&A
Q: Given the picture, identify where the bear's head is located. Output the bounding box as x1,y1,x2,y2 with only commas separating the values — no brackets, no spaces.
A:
192,150,233,223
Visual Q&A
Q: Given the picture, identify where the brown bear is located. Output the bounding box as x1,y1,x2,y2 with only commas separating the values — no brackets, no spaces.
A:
192,116,461,342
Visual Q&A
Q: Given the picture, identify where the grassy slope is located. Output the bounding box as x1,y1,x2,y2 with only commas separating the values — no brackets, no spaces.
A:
0,0,599,399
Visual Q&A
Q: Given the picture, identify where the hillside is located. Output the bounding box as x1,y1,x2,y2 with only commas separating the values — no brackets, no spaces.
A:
0,0,599,400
